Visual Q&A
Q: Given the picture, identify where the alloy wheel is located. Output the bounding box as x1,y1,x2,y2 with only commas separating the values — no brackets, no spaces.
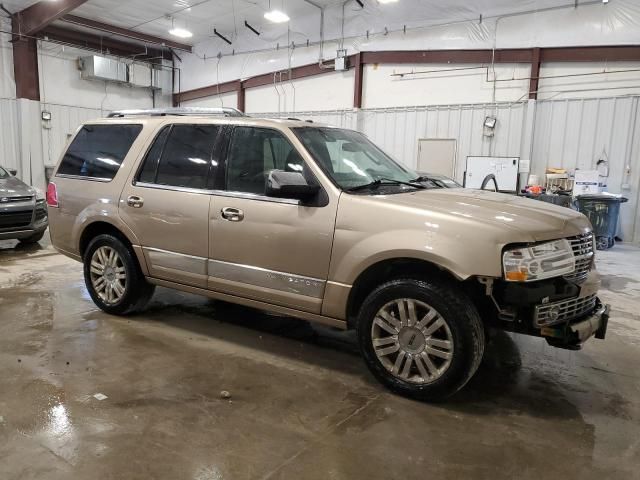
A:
89,246,127,305
371,298,454,384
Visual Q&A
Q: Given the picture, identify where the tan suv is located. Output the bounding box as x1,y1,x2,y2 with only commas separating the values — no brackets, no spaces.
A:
47,107,609,400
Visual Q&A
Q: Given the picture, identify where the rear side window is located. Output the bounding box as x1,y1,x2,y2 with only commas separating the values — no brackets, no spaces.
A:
137,124,219,190
57,124,142,180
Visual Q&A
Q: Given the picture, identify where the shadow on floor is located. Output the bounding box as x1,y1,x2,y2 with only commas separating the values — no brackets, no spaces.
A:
96,288,602,422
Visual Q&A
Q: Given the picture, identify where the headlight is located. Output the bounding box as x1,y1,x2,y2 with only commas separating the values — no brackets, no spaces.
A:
503,239,575,282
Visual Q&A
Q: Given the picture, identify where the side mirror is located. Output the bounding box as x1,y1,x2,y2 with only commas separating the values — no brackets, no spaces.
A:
266,170,320,201
9,169,17,176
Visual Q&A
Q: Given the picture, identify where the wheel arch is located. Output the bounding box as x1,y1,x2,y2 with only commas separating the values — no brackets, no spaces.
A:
345,257,460,329
78,220,149,275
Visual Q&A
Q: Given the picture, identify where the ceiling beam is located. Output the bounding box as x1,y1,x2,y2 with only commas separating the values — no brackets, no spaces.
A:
13,0,89,36
40,25,171,61
174,45,640,107
360,49,533,64
61,15,193,53
174,57,357,105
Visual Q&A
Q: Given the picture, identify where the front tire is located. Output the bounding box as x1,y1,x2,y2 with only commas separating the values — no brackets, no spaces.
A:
356,278,485,401
83,234,155,315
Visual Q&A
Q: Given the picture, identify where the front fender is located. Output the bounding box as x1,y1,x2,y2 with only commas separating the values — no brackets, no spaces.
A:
328,228,504,285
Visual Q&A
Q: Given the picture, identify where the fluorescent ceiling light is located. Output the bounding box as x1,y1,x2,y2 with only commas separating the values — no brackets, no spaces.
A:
378,0,399,3
264,9,290,23
169,27,193,38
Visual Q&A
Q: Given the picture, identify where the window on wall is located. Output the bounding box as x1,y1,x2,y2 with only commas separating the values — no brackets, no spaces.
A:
137,124,219,190
226,127,304,195
57,124,142,180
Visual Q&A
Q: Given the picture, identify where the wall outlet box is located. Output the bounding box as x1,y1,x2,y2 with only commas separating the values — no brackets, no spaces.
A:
334,57,348,71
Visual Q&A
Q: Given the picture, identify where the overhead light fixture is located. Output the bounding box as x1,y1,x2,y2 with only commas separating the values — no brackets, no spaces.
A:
264,9,290,23
378,0,399,4
169,27,193,38
168,17,193,38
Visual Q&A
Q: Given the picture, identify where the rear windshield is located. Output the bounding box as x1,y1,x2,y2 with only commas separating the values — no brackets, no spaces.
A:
57,124,143,180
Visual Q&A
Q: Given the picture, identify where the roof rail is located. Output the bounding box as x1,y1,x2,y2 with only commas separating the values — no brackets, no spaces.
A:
107,107,247,118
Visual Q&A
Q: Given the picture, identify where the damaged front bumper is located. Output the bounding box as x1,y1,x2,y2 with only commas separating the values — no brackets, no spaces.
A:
540,301,610,350
481,270,610,350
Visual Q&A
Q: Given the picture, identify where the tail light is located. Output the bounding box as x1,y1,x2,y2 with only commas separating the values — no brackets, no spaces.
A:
46,182,59,208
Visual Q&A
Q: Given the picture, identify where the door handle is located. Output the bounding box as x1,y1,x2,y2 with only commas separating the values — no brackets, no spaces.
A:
127,195,144,208
221,207,244,222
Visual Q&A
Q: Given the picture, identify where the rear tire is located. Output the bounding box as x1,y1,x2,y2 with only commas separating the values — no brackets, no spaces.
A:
83,234,155,315
18,231,45,244
356,278,485,401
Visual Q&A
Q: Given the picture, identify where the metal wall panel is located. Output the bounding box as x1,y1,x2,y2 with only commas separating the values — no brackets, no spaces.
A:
532,96,640,242
0,98,20,171
40,103,102,166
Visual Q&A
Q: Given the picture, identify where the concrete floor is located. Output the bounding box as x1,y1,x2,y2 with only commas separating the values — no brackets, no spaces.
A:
1,234,639,480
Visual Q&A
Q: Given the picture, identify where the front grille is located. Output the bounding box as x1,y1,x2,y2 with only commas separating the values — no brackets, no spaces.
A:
0,210,34,228
0,195,33,203
34,207,47,222
534,294,598,327
564,233,594,283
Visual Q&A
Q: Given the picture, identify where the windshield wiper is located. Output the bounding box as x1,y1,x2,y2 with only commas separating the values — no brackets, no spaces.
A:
346,177,426,192
410,175,452,189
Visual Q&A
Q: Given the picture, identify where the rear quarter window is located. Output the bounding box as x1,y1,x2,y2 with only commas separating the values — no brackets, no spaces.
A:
57,124,143,180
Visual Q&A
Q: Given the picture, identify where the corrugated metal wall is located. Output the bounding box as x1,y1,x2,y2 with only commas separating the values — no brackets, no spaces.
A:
40,103,102,166
0,99,20,171
357,103,527,179
532,96,640,242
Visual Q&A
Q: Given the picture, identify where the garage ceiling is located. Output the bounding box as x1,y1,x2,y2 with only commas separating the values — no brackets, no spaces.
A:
4,0,588,50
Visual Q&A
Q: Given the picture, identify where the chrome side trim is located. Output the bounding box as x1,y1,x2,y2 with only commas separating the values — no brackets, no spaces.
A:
212,190,300,205
147,277,347,330
144,247,207,275
55,174,113,183
132,182,300,205
208,259,325,298
134,182,213,196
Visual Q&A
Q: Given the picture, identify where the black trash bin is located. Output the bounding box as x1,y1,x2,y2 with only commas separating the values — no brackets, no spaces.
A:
574,194,628,250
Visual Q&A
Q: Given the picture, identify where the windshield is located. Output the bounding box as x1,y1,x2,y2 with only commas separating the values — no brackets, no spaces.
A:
0,167,8,179
293,127,421,192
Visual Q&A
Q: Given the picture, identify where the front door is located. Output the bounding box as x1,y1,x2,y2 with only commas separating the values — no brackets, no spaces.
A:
208,126,337,313
120,123,220,288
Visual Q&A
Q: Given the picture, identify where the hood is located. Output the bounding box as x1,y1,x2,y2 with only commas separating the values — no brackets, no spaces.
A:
0,174,35,198
370,188,591,242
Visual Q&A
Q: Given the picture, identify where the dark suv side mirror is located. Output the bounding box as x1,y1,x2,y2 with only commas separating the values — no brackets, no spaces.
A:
266,170,320,201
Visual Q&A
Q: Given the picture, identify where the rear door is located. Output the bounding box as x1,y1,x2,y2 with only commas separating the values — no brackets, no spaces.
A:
207,126,338,313
120,123,220,288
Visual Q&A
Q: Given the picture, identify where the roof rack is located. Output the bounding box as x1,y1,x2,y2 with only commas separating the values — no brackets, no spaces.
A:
107,107,247,118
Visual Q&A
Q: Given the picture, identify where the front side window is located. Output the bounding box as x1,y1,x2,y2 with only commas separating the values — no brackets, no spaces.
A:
0,167,8,179
293,127,421,192
137,124,219,190
226,127,304,195
57,124,143,180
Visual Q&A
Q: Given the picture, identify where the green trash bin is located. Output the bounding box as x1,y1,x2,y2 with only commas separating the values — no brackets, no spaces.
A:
574,194,628,250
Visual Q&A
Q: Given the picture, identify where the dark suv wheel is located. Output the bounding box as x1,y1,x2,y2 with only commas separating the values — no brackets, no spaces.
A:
83,234,155,315
356,278,485,401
